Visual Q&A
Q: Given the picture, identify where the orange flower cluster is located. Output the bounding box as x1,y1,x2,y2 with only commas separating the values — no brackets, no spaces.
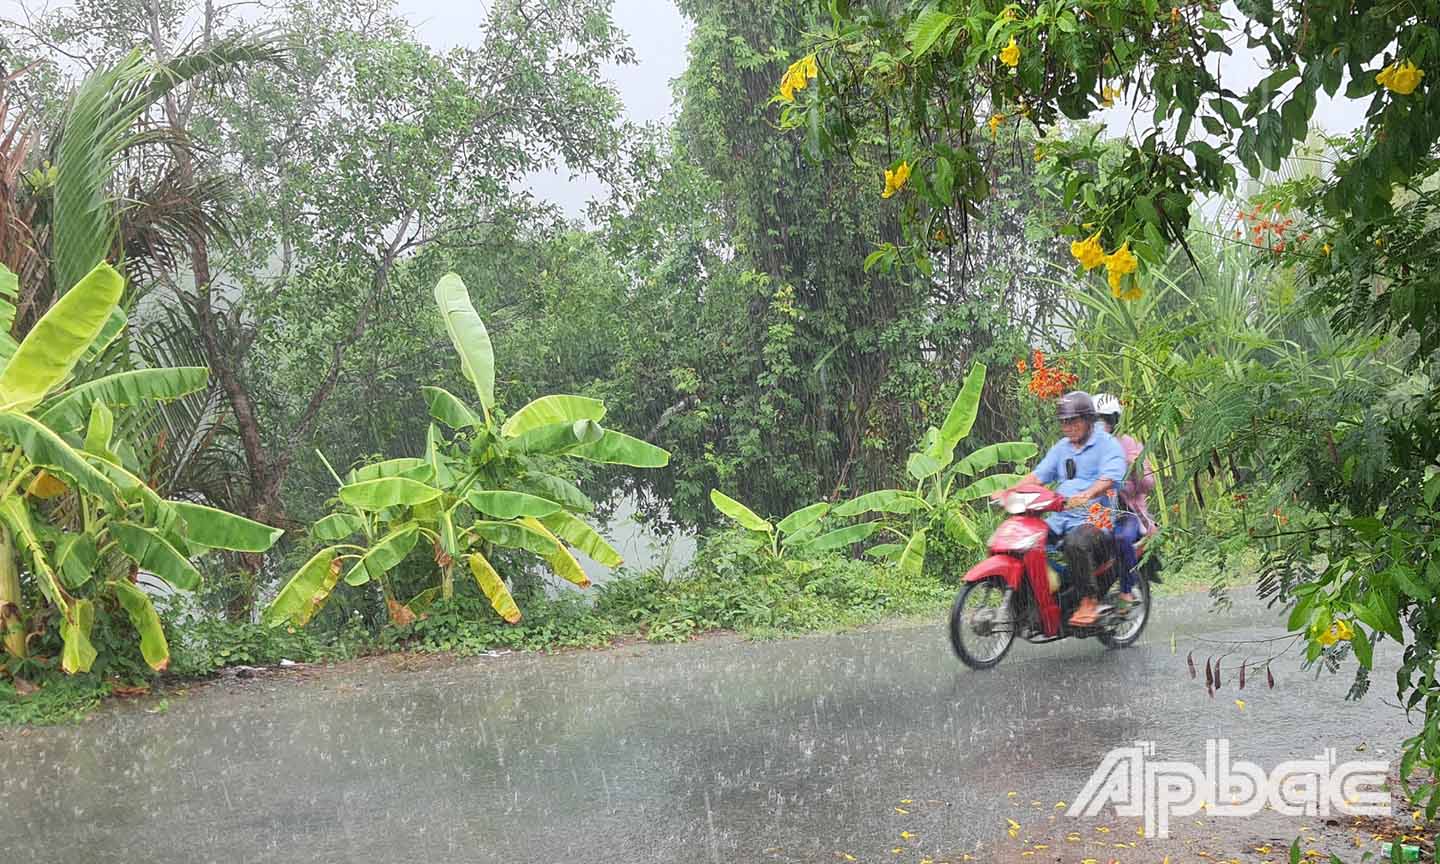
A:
1087,502,1114,531
1236,204,1295,253
1018,350,1077,400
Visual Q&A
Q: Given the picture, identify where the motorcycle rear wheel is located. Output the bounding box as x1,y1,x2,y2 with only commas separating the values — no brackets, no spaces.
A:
1098,572,1151,649
950,577,1017,670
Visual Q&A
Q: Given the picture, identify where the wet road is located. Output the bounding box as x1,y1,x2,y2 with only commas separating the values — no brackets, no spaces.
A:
0,592,1414,863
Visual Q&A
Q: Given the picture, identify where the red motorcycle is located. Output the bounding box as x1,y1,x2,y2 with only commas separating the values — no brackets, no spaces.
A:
949,483,1159,669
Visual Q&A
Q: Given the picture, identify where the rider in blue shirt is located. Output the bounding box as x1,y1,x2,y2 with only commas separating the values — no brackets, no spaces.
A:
1007,391,1127,626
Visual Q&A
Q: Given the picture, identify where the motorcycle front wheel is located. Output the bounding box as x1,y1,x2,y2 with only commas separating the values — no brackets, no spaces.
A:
949,577,1017,670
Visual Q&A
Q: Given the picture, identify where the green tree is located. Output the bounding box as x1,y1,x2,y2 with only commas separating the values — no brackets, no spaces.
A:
8,0,637,617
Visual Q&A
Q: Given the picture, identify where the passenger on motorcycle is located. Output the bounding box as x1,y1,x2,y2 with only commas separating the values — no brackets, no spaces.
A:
1001,391,1127,627
1094,393,1155,606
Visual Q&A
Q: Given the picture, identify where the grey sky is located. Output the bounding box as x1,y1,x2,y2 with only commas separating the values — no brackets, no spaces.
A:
406,0,692,220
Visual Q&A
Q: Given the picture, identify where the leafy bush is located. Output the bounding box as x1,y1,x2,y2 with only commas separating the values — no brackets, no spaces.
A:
165,616,371,678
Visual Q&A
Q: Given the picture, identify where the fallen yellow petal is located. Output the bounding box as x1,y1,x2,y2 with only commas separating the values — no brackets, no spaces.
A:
900,799,913,805
895,807,910,814
901,831,915,840
1008,791,1018,798
1235,699,1246,710
1096,826,1111,834
1055,801,1068,809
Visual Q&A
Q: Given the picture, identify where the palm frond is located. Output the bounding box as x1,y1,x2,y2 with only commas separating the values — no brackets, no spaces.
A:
50,32,289,298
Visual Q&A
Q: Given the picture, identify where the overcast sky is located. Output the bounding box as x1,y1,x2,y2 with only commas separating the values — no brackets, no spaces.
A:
404,0,692,220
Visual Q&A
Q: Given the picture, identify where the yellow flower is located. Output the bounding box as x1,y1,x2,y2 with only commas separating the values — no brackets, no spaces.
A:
1070,231,1105,270
1101,85,1123,107
1112,277,1143,302
1105,242,1139,297
1322,242,1331,256
1001,7,1017,20
778,54,819,102
999,36,1020,68
1317,623,1338,646
882,161,912,198
1104,241,1137,278
1376,60,1424,95
989,112,1005,136
1335,619,1354,640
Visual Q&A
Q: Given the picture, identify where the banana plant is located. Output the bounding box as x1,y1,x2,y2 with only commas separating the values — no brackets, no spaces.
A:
264,273,671,629
707,490,848,558
0,262,283,674
836,363,1037,576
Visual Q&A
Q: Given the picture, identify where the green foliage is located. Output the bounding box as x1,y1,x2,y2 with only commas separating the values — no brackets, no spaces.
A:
0,260,281,677
794,0,1440,288
166,616,370,679
830,362,1033,573
264,273,669,630
0,676,108,726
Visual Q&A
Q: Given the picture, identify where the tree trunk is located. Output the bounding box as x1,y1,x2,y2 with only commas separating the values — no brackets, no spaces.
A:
0,526,26,660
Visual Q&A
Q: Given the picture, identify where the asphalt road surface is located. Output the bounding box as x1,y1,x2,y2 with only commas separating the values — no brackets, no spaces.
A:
0,591,1414,863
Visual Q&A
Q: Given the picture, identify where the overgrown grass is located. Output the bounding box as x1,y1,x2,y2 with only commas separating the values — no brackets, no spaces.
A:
387,530,955,655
